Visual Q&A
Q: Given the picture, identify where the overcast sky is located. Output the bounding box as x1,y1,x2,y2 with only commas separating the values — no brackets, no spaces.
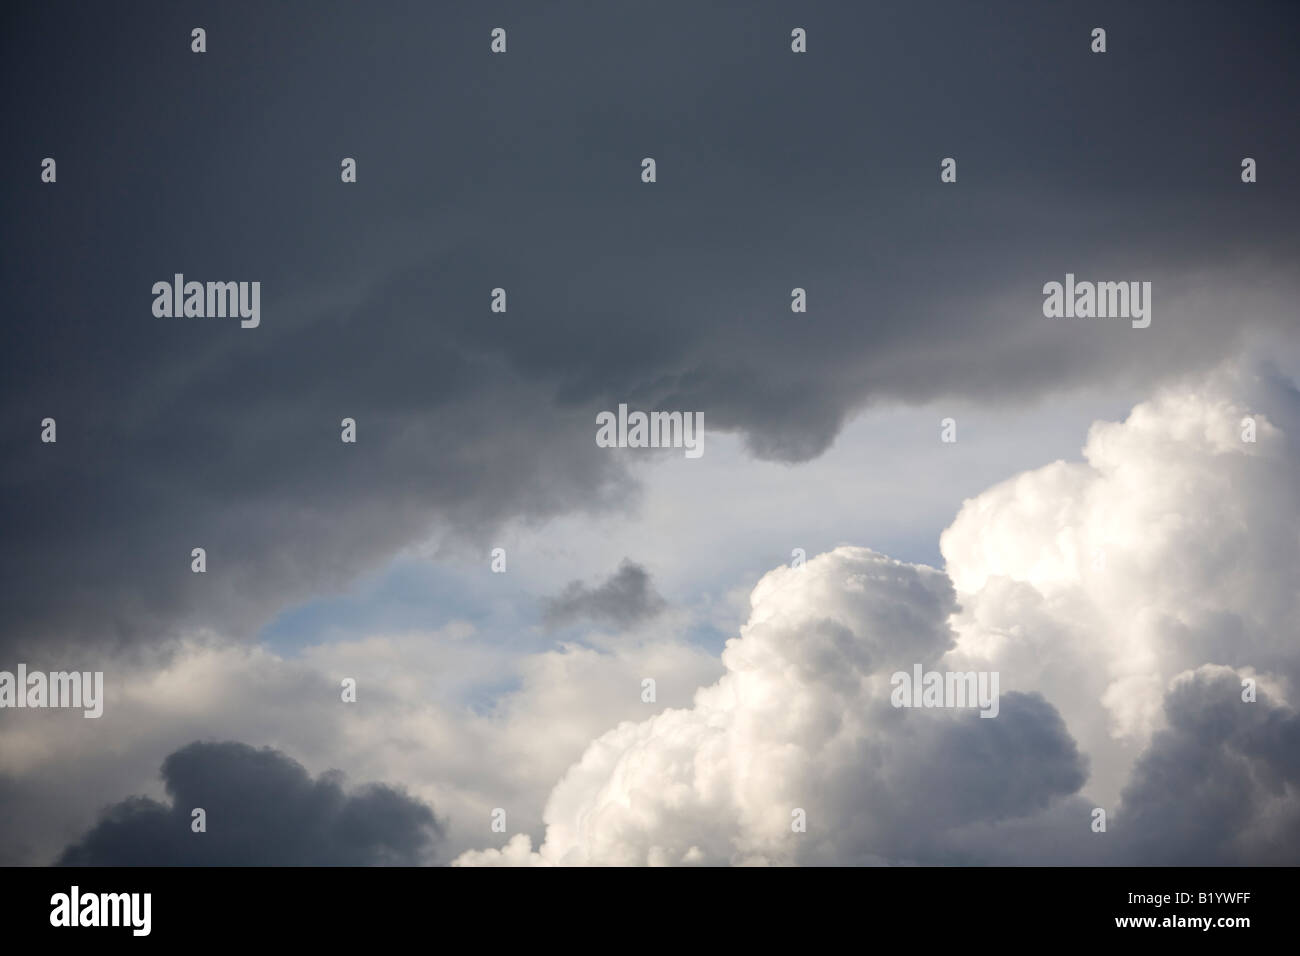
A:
1,0,1298,866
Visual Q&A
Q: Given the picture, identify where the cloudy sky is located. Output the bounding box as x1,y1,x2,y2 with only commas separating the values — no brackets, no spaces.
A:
1,0,1298,866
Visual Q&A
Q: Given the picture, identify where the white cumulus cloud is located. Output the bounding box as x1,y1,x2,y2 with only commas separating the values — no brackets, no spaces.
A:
457,361,1300,865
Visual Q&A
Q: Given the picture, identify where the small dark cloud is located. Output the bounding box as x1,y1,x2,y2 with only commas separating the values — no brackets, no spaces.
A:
542,559,667,630
58,741,443,866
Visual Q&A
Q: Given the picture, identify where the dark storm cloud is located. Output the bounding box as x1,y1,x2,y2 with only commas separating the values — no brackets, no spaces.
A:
57,741,443,865
542,559,666,630
1114,667,1300,865
2,0,1298,654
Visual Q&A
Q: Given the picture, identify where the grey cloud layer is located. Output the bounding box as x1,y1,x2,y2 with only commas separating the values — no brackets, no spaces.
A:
3,1,1298,656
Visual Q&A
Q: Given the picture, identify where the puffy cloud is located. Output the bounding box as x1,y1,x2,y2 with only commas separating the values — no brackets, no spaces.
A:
457,548,1088,866
459,362,1300,866
58,741,442,866
942,364,1300,807
8,363,1298,867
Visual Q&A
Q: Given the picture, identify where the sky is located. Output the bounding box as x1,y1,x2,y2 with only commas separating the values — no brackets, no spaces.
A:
1,0,1298,866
